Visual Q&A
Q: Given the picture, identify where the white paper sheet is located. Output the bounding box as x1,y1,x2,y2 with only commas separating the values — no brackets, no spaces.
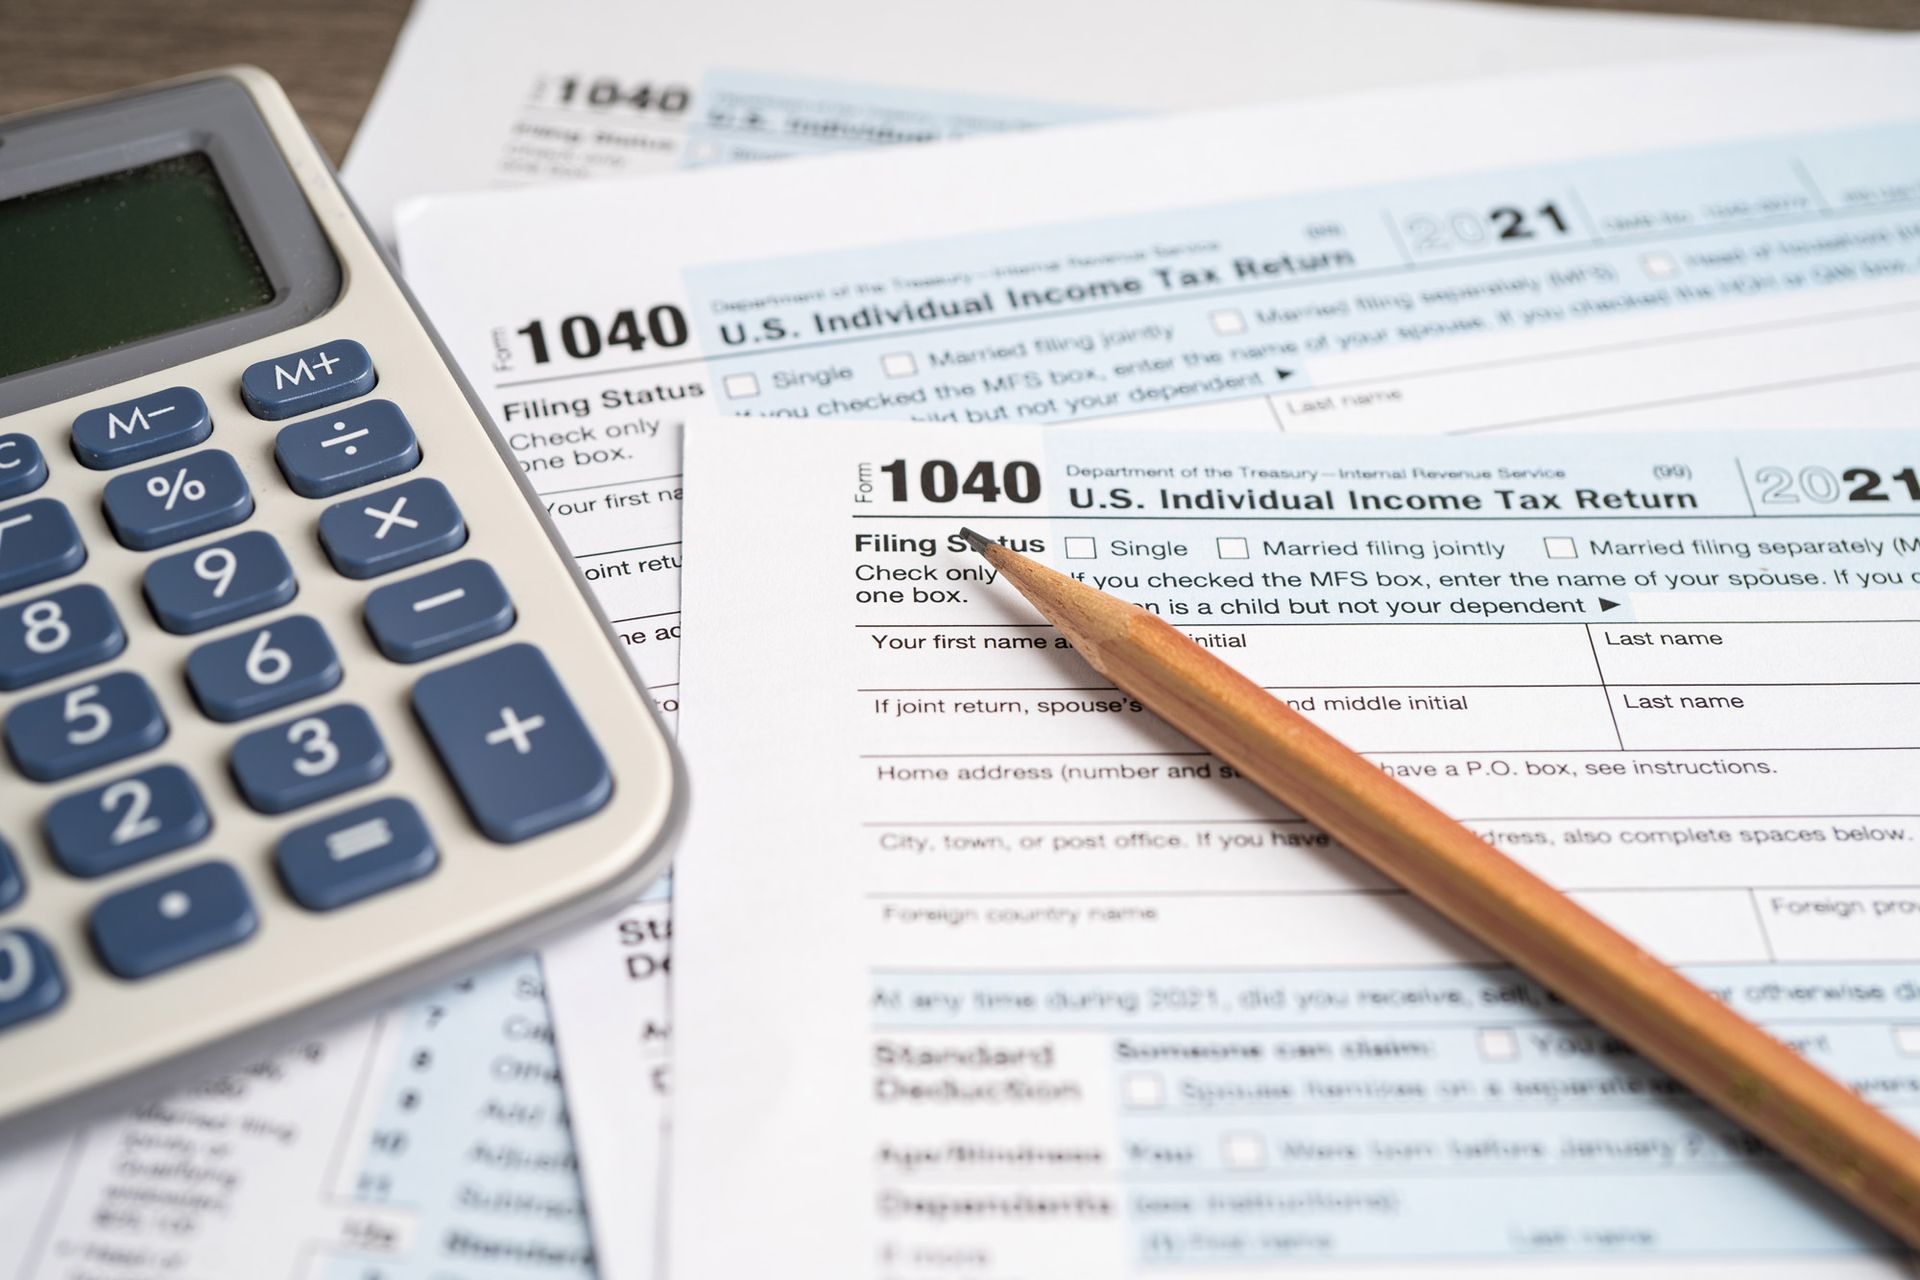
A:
386,41,1920,1277
675,415,1920,1276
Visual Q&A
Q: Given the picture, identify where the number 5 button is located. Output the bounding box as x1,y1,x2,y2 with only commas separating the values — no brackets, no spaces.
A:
6,673,167,782
412,644,611,842
186,617,341,722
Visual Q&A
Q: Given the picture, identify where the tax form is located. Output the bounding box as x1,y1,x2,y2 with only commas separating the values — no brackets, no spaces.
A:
674,418,1920,1276
385,44,1920,1275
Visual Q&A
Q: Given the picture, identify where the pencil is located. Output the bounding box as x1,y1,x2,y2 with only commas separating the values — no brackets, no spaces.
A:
958,526,1920,1248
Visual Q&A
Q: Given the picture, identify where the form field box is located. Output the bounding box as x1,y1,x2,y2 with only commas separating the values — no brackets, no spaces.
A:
1221,1133,1267,1169
723,372,761,399
1216,536,1250,560
1641,251,1680,280
1063,537,1098,560
882,352,917,378
1543,536,1578,559
1122,1072,1165,1109
1896,1027,1920,1057
1477,1028,1520,1062
1210,309,1248,335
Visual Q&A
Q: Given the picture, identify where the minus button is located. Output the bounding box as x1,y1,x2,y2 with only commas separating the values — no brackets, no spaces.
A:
363,560,515,664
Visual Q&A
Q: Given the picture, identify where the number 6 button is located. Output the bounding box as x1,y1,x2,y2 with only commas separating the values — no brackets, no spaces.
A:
186,617,341,722
5,673,167,782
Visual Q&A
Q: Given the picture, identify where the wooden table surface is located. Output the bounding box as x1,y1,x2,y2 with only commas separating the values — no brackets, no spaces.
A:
0,0,1915,162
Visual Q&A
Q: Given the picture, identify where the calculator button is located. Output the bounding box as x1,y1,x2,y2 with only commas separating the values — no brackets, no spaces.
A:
143,531,297,635
102,450,253,551
0,838,21,913
45,765,211,878
0,499,86,595
276,798,437,912
186,616,341,722
6,672,168,782
275,400,421,499
89,862,256,980
0,585,125,690
0,929,65,1030
231,704,388,814
240,340,376,420
70,387,212,470
318,478,466,580
364,561,515,663
412,644,611,842
0,435,49,501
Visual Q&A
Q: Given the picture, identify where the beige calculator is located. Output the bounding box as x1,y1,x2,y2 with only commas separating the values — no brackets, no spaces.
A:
0,69,680,1140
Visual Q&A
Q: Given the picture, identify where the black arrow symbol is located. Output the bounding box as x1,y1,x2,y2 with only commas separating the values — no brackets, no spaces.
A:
1598,597,1621,612
1274,367,1295,381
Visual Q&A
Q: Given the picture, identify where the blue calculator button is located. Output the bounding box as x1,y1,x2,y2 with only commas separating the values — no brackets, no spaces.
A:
186,615,341,722
45,765,211,878
240,340,376,420
231,704,388,814
412,644,611,842
277,798,438,911
70,387,212,470
143,531,297,635
0,435,49,501
0,837,22,912
103,450,253,551
0,929,65,1030
0,499,86,595
275,400,421,499
6,672,168,782
0,585,125,690
89,862,256,980
319,477,465,580
364,560,515,663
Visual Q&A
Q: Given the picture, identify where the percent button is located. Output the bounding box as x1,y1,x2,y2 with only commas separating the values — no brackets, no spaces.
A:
103,450,255,551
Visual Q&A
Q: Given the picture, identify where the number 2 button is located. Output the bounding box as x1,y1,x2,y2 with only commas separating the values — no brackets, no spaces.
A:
5,673,167,782
231,705,387,813
186,617,341,722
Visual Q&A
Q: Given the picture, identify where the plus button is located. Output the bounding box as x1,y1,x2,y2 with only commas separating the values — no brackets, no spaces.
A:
484,706,547,755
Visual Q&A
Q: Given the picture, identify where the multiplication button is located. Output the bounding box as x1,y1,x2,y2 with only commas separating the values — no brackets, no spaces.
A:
318,478,465,579
411,643,611,842
276,400,420,498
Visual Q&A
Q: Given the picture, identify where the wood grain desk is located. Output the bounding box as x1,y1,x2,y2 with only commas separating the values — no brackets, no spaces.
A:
0,0,1915,162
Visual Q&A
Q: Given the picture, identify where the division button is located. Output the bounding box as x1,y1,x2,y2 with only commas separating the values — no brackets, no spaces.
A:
0,584,125,690
0,929,65,1031
0,435,49,502
5,672,168,782
102,450,253,551
411,643,611,842
275,399,421,498
240,340,376,420
276,798,437,911
143,531,297,634
186,615,341,722
70,386,212,470
45,764,212,878
230,704,389,814
318,477,465,579
363,560,514,663
0,498,86,595
89,862,257,980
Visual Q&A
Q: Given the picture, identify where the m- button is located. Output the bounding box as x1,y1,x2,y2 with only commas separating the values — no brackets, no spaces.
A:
240,340,376,420
411,644,611,842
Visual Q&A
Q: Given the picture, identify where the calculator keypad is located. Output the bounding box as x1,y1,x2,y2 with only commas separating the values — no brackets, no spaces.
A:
143,531,298,635
240,340,376,420
276,798,437,912
45,765,211,878
6,672,167,782
89,861,256,980
0,499,86,594
0,929,65,1029
186,616,341,722
319,478,466,579
231,704,389,814
364,560,514,663
0,436,49,502
0,584,126,690
70,387,212,470
102,450,253,551
275,400,420,498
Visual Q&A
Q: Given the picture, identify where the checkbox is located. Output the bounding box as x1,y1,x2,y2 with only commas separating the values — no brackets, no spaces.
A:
1640,251,1679,280
881,352,917,378
1221,1133,1266,1169
723,372,760,399
1121,1072,1165,1109
1477,1028,1520,1062
1216,536,1250,560
1543,537,1578,560
1210,309,1247,335
1063,537,1097,560
1893,1027,1920,1057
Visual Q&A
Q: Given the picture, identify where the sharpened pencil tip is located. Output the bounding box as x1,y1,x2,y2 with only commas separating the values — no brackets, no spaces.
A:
957,527,993,553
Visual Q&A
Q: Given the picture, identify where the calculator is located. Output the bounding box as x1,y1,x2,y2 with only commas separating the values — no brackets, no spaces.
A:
0,69,680,1139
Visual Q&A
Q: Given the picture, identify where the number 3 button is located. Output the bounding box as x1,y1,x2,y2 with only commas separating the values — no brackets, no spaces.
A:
186,616,341,722
231,704,388,814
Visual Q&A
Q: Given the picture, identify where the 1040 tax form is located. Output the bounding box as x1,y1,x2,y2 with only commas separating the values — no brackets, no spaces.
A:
674,419,1920,1277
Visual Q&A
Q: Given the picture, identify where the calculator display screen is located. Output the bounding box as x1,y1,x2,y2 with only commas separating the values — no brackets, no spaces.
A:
0,152,275,379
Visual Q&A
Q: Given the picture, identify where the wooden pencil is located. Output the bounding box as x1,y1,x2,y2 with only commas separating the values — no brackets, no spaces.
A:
958,526,1920,1249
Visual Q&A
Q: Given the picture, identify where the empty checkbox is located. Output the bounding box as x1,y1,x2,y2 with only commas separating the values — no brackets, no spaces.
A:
1640,251,1679,280
1478,1028,1520,1062
882,352,917,378
1210,309,1247,335
1122,1072,1165,1109
723,372,760,399
1221,1133,1266,1169
1216,537,1250,560
1064,537,1097,560
1543,537,1577,560
1894,1026,1920,1057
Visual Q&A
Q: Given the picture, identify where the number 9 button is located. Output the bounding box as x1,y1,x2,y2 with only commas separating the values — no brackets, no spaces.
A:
144,531,296,634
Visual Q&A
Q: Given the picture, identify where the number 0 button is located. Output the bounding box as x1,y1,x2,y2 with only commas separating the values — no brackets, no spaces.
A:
6,673,167,782
187,616,341,722
231,704,388,814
